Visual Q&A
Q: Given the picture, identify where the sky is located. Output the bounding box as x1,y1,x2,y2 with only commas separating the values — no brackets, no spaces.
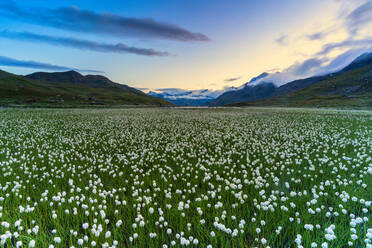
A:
0,0,371,91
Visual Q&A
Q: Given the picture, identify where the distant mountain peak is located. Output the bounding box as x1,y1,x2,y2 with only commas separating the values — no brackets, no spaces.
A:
248,72,270,84
340,52,372,73
231,72,271,90
353,52,372,63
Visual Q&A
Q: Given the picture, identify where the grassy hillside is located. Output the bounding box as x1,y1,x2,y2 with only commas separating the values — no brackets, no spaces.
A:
227,65,372,109
0,70,173,107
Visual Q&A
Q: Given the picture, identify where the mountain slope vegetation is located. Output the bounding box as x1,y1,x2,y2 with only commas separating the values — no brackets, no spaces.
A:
0,70,172,106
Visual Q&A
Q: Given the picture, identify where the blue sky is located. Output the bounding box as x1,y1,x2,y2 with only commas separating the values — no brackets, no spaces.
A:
0,0,371,90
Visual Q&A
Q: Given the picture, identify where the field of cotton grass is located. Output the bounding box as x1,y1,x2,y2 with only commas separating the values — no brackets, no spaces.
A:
0,107,371,248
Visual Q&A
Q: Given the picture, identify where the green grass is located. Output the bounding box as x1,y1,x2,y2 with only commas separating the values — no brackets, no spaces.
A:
0,108,371,247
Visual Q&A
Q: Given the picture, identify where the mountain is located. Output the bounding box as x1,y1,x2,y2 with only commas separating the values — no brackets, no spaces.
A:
148,91,213,106
239,72,270,88
148,73,271,106
25,71,144,94
210,82,276,106
226,54,372,108
249,72,270,83
339,52,372,73
212,52,372,107
26,70,86,84
269,75,330,98
148,88,232,106
209,72,278,106
210,72,329,106
0,70,172,106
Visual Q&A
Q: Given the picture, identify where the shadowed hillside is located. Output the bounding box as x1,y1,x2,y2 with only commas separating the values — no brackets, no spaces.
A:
0,70,172,107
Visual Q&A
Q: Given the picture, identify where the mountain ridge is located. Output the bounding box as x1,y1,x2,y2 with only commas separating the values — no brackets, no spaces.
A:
339,52,372,73
25,70,146,95
211,52,372,106
0,69,172,106
226,62,372,108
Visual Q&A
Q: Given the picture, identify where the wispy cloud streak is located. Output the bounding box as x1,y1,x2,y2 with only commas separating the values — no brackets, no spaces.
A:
0,1,210,42
224,76,241,82
0,30,171,56
316,37,372,55
0,55,103,73
345,0,372,35
275,35,289,46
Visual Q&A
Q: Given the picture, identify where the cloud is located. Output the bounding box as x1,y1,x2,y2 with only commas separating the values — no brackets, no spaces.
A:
0,55,103,73
316,37,372,55
320,47,372,72
305,22,342,41
289,58,325,76
224,76,241,82
266,68,281,73
243,1,372,88
154,88,190,95
345,0,372,35
306,30,333,41
275,35,289,46
307,32,326,41
252,58,325,86
0,1,210,42
251,46,372,87
307,2,372,58
0,30,171,56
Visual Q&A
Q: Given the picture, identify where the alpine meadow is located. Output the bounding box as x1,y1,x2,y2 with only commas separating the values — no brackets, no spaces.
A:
0,108,371,247
1,0,372,247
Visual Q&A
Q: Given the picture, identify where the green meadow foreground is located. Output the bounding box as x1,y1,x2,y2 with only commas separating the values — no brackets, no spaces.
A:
0,108,371,248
